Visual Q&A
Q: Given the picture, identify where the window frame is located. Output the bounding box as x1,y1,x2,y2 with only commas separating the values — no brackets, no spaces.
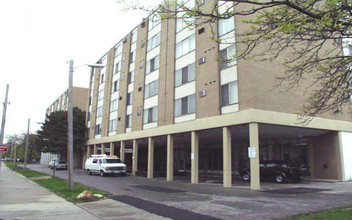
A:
110,98,118,112
218,16,235,37
175,63,196,87
220,81,238,106
144,80,159,99
146,55,160,75
176,34,196,59
174,94,196,117
143,106,158,124
127,92,133,106
125,114,132,128
219,45,236,70
128,71,135,84
115,44,122,57
109,119,118,132
147,32,161,52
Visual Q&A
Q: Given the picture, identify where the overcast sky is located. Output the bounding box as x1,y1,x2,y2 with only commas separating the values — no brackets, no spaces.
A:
0,0,157,141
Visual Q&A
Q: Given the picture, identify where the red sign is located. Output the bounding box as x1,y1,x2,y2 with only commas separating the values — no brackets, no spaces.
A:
0,145,8,152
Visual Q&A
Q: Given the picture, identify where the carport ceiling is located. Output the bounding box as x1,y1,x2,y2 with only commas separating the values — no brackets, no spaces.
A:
194,123,331,145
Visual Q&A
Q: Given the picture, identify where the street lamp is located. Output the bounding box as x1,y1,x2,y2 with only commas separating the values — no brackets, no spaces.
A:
67,60,104,191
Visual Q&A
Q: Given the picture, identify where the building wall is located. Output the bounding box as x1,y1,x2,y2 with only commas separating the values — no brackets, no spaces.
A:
85,0,352,161
310,132,341,180
340,132,352,181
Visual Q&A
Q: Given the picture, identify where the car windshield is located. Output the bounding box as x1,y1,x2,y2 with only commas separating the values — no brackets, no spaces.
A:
59,161,66,164
103,159,121,163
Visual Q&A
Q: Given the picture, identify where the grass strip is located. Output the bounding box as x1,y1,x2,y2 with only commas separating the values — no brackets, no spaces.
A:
5,162,47,178
34,178,106,203
288,207,352,220
5,162,106,203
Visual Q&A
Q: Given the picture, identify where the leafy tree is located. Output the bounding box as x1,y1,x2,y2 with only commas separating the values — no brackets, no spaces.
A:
36,107,86,158
120,0,352,122
4,134,41,162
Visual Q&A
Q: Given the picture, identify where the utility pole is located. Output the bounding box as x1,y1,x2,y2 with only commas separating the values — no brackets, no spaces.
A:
67,60,74,191
24,119,30,169
14,135,17,167
0,84,9,172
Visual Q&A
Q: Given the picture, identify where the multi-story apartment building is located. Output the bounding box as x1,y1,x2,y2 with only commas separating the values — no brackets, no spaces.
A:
84,1,352,189
41,87,89,168
45,87,89,116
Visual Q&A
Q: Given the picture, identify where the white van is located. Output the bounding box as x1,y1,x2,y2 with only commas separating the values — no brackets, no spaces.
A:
85,154,127,177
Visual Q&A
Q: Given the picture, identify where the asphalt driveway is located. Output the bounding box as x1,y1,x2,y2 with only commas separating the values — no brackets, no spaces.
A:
26,164,352,220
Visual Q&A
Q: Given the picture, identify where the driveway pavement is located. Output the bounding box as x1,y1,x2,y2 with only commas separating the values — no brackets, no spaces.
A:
0,163,170,220
26,164,352,220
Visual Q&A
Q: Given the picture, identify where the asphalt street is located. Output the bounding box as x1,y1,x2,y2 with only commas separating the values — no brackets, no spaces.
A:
26,164,352,220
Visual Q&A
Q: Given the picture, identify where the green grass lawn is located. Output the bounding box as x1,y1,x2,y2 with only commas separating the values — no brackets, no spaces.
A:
288,207,352,220
5,162,47,178
5,162,106,203
34,178,106,203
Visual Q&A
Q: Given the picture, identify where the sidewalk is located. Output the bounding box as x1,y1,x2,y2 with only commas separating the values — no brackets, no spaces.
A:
0,163,168,220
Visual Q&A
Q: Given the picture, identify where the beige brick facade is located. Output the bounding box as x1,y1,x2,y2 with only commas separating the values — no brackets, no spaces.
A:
84,0,352,186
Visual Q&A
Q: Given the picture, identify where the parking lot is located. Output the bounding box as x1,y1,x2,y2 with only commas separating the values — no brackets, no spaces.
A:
24,164,352,220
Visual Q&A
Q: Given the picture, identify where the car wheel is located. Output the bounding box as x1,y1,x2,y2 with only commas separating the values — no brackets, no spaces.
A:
242,173,250,181
275,174,285,183
100,170,105,177
86,169,92,175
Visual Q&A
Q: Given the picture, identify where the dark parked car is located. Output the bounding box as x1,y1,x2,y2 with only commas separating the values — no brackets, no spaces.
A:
240,160,303,183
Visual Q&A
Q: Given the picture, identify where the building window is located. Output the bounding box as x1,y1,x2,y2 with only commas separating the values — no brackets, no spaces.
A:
131,30,137,43
115,44,122,57
129,51,135,64
176,34,195,59
127,92,133,105
87,113,90,122
219,45,236,70
149,15,161,30
125,114,132,128
114,61,121,74
143,106,158,124
102,56,107,65
100,73,105,84
144,80,159,99
109,119,117,132
218,16,234,36
128,71,135,84
98,89,104,100
112,80,119,93
147,32,161,52
95,124,101,135
146,55,160,74
174,94,196,117
89,96,92,106
110,99,118,112
221,81,238,106
176,15,195,33
97,106,103,117
175,63,196,87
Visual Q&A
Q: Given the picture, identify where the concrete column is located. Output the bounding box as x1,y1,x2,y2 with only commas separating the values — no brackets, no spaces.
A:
86,145,91,158
93,144,97,155
308,140,315,179
101,143,105,154
110,142,114,156
223,127,232,187
337,132,345,181
249,123,260,190
191,131,199,184
147,137,154,179
167,134,174,181
132,139,138,176
120,141,125,162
